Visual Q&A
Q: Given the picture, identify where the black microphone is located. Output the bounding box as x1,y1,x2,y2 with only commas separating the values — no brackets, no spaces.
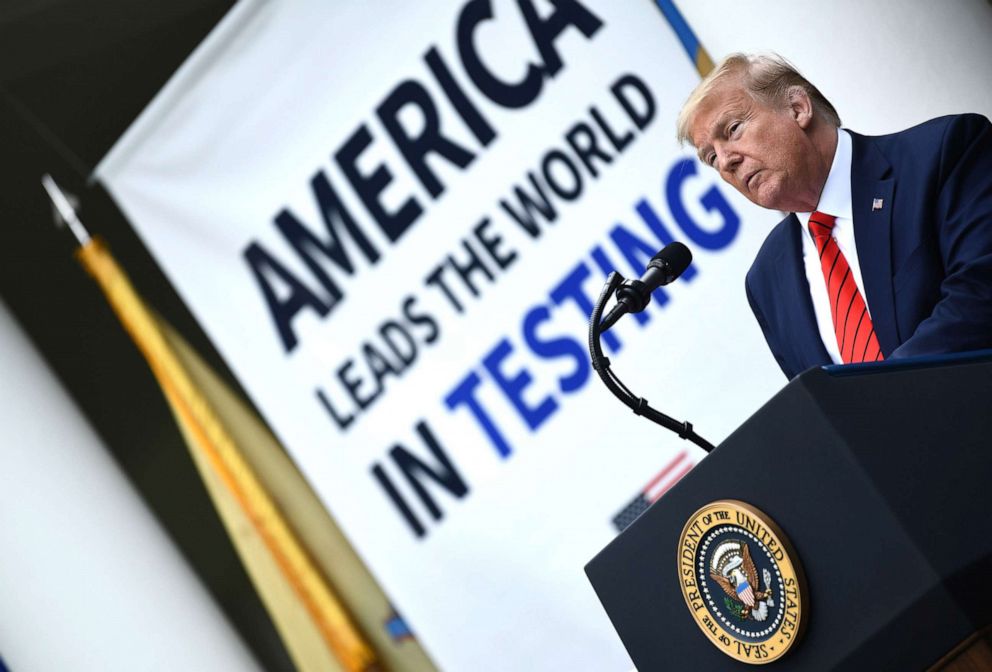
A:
599,242,692,332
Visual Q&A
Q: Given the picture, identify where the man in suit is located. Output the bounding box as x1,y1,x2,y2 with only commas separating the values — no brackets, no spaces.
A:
676,53,992,379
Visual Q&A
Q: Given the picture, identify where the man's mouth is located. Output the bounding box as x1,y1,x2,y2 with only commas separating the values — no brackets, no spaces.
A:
745,170,760,191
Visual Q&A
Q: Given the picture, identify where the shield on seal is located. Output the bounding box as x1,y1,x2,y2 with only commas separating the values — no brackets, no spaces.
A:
736,580,755,607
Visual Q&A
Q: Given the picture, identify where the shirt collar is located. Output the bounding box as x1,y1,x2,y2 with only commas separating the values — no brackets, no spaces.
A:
797,128,852,222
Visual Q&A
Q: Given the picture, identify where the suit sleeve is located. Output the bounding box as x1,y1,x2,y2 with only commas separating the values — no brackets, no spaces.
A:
745,277,795,380
890,114,992,359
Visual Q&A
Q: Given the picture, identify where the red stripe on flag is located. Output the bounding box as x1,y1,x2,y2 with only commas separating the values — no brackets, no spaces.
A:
642,450,687,493
649,460,694,502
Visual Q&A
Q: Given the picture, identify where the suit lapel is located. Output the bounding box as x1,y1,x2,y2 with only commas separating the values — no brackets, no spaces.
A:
778,214,832,367
849,131,898,355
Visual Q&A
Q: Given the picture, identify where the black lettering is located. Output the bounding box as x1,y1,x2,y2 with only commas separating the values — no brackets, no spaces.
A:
391,421,469,522
335,124,423,242
337,358,380,410
612,73,656,130
379,320,418,368
499,172,558,238
377,79,476,199
402,295,440,344
424,264,464,313
457,0,543,108
363,341,400,392
425,46,497,147
473,217,518,270
315,387,354,430
541,149,582,200
590,105,634,153
517,0,604,77
274,171,380,310
372,464,426,538
447,238,495,297
244,242,329,352
565,121,612,177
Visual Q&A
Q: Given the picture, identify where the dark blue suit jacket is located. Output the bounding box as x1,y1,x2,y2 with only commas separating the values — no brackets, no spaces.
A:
745,114,992,379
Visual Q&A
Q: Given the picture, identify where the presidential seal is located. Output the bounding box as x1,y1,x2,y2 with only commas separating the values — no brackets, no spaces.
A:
677,500,806,664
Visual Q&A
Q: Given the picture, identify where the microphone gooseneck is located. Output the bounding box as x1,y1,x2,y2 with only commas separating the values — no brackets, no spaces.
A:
587,243,714,453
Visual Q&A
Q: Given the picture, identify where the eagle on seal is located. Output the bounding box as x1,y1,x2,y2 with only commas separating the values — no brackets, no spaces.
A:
710,541,775,621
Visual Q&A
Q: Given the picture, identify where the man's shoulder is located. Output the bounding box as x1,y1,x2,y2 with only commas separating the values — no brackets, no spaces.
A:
849,113,991,161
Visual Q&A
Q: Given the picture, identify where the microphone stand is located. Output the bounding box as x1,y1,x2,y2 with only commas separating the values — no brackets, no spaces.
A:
588,272,715,453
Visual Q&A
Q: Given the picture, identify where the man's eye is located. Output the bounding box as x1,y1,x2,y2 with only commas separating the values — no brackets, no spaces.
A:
707,153,717,166
728,121,741,135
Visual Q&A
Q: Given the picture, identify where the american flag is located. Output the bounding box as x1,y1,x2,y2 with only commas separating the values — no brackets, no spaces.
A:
611,450,695,532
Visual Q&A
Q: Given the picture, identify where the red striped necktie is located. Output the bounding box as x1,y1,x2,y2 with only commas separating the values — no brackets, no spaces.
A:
808,211,883,363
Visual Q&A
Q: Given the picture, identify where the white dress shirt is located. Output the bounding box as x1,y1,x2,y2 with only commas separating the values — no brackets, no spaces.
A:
795,129,871,364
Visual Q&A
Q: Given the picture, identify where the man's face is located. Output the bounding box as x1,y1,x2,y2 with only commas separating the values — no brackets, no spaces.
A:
689,78,820,212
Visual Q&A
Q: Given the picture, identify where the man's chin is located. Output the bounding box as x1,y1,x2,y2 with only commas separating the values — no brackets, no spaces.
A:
744,192,776,211
748,183,787,212
732,179,787,211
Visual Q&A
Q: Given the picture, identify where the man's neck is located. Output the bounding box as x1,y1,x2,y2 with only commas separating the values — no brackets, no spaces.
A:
809,123,839,209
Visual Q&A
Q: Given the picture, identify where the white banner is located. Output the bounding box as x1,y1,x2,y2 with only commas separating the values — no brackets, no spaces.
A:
96,1,782,669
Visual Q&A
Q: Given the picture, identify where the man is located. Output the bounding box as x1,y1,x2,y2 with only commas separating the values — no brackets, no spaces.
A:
677,53,992,379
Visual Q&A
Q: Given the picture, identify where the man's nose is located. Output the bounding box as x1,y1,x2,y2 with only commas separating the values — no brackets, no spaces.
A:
717,148,742,175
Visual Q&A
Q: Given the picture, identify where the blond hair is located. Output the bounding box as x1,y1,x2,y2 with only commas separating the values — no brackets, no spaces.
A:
676,53,841,146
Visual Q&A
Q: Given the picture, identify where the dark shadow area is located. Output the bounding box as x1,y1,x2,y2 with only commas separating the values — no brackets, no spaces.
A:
0,2,295,670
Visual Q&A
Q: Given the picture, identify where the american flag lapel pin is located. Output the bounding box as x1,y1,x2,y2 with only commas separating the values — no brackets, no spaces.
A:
872,198,884,211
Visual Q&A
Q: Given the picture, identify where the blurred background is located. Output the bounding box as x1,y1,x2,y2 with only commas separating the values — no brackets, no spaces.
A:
2,1,991,671
0,1,296,669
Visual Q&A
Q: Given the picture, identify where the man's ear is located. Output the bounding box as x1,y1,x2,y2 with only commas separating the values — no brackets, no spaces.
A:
787,86,814,129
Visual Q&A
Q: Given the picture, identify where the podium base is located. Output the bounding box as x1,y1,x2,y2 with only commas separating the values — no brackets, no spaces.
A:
586,354,992,671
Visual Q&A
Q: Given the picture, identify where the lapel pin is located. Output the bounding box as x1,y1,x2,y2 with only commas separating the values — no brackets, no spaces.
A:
872,198,884,211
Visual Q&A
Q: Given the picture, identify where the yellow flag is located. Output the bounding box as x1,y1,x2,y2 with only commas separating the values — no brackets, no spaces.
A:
76,238,385,672
158,318,438,672
167,357,347,672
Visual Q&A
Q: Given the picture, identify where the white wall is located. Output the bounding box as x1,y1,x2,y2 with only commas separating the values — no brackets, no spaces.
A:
674,0,992,133
0,301,261,672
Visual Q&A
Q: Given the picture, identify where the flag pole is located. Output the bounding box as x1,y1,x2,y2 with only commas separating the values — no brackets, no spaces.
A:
42,174,381,672
41,174,91,246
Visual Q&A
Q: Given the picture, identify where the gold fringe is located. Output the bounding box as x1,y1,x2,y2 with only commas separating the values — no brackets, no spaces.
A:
77,238,378,672
158,319,438,672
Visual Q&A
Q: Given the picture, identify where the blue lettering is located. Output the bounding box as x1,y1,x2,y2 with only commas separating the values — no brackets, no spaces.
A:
444,370,513,458
483,338,558,431
441,160,742,469
666,158,740,250
522,305,590,393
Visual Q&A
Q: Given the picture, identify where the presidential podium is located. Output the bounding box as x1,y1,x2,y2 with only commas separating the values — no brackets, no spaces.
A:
586,352,992,671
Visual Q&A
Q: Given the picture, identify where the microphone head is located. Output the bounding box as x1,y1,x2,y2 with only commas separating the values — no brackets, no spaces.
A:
648,242,692,283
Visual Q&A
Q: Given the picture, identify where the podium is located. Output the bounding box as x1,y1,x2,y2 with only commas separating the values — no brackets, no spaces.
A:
586,352,992,670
